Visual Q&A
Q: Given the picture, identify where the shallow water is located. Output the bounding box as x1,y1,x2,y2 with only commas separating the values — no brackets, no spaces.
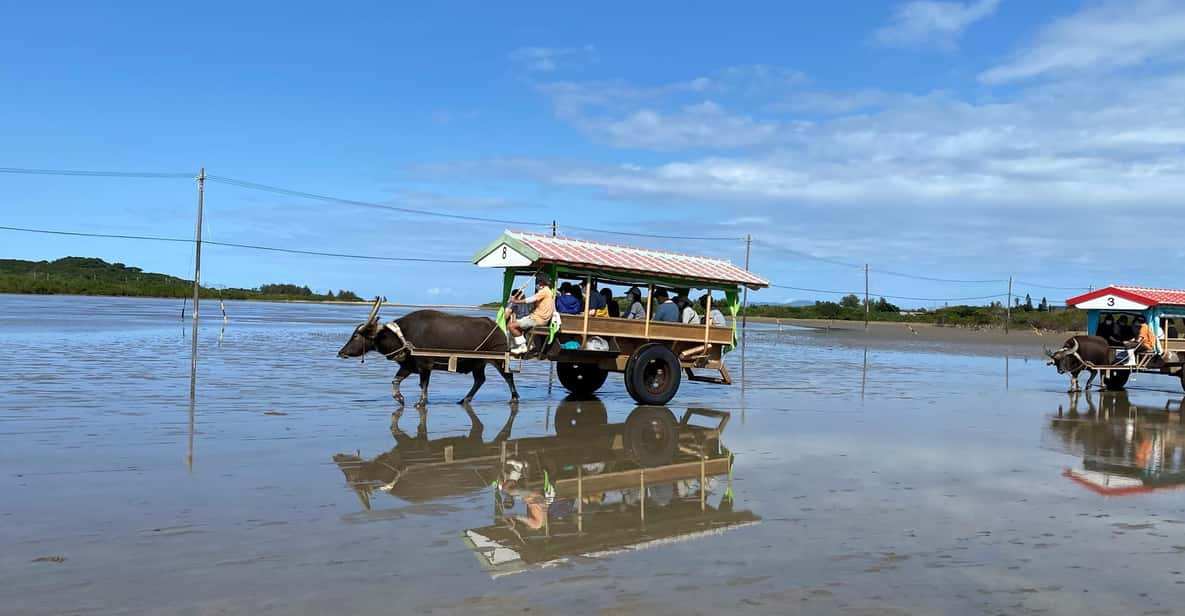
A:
3,295,1185,615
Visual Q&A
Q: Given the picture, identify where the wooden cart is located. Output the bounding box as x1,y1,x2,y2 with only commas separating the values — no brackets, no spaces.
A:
469,230,769,405
1065,285,1185,391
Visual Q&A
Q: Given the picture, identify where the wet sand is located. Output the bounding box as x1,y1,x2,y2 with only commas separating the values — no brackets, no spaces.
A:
2,295,1184,615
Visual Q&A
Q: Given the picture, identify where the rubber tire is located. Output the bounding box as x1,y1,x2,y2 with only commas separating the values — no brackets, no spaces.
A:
1179,369,1185,393
624,406,678,467
1104,371,1130,391
554,395,609,435
625,343,682,405
557,362,609,396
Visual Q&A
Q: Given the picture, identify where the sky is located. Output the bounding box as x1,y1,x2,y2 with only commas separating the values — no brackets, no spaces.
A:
3,0,1185,307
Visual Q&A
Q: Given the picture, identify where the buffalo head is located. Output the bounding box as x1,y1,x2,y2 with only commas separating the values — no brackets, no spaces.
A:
1044,338,1079,374
337,297,384,359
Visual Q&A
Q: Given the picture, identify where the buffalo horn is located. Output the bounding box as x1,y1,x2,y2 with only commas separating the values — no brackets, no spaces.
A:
366,296,383,325
1066,338,1079,355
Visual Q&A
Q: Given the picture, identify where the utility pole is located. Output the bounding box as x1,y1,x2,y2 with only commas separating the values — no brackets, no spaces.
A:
189,168,205,401
741,234,752,333
1005,276,1013,334
864,264,870,331
551,220,557,237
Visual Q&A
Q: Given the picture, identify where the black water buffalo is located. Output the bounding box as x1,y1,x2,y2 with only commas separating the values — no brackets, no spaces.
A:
337,298,519,407
1045,335,1113,392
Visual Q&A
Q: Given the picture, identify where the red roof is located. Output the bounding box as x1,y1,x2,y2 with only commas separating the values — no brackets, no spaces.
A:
1066,285,1185,307
504,230,768,289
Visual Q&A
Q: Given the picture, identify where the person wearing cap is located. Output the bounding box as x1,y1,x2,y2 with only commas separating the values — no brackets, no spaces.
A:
1128,315,1157,355
625,287,646,320
652,288,679,322
507,274,554,355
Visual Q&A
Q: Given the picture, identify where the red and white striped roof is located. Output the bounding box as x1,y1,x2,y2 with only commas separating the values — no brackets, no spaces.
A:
488,230,768,289
1066,285,1185,308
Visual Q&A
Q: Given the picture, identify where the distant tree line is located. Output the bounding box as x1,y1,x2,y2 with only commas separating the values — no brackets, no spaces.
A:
0,257,362,302
740,293,1084,332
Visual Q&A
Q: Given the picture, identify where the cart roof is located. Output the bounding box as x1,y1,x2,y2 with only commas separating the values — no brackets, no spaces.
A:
1066,285,1185,310
473,230,769,290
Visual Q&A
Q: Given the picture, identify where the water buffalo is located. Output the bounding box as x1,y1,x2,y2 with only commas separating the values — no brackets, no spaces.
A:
1045,335,1112,392
337,298,519,407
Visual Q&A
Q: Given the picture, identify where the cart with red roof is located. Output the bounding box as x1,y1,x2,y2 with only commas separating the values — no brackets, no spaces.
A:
1065,285,1185,391
472,231,768,405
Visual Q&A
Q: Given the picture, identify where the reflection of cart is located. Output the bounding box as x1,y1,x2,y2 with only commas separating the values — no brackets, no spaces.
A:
470,231,768,404
1046,391,1185,496
1065,286,1185,391
333,398,732,509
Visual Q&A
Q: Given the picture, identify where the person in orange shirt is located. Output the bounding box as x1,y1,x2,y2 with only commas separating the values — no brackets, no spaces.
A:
1129,315,1158,355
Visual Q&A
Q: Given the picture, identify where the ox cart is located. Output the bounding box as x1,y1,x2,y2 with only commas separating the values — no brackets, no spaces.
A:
407,231,768,405
1064,286,1185,392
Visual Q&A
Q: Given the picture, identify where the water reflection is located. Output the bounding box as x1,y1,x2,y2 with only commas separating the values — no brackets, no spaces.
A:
333,396,759,576
1047,391,1185,496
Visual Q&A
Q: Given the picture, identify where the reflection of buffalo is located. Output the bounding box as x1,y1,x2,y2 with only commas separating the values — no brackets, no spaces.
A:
333,405,517,509
336,298,519,408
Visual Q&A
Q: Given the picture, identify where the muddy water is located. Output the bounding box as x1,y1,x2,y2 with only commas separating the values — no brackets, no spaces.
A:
2,295,1185,615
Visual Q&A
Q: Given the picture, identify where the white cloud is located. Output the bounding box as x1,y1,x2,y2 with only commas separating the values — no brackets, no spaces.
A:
980,0,1185,83
873,0,998,49
580,101,781,150
426,287,452,297
507,45,597,72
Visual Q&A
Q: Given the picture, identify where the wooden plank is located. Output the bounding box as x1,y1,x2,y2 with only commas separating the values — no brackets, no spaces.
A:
558,316,733,345
551,458,730,496
582,274,592,345
644,284,653,339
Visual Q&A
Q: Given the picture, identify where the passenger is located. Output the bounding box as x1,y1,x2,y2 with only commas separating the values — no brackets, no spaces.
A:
600,288,620,318
677,296,700,324
1096,314,1117,345
1130,315,1157,355
587,281,609,317
507,274,554,355
652,289,680,322
699,294,728,327
509,288,532,320
625,287,646,320
555,283,583,315
1116,315,1134,342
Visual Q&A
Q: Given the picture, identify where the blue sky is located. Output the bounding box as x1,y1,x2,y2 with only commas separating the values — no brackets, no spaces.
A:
3,0,1184,307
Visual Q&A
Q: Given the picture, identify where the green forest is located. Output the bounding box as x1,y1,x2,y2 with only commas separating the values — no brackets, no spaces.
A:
0,257,362,302
741,293,1084,331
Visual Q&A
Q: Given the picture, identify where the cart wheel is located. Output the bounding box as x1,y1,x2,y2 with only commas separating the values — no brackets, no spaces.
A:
624,406,678,467
554,395,609,435
625,343,682,405
1104,371,1130,391
556,362,609,395
1179,369,1185,393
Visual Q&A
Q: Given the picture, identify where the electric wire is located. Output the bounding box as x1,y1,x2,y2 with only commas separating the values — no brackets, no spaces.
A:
0,167,193,179
0,225,470,263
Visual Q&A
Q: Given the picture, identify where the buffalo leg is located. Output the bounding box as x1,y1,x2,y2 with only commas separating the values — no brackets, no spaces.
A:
459,365,487,405
416,369,431,408
391,367,412,406
1069,372,1080,393
497,363,520,402
494,405,518,443
1084,369,1098,391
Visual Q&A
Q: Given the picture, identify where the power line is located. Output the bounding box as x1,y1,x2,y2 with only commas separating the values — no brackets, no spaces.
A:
206,175,551,228
769,283,860,295
562,224,745,242
752,240,863,269
1013,280,1090,291
0,224,470,264
0,167,193,179
873,269,1006,284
